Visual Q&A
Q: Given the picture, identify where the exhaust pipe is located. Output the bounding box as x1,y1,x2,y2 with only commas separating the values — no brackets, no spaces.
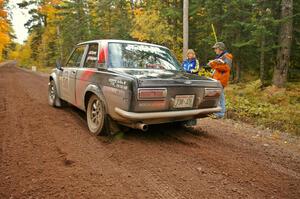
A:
135,123,149,132
120,122,149,132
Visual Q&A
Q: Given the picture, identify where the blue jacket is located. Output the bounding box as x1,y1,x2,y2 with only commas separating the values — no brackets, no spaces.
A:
182,58,199,74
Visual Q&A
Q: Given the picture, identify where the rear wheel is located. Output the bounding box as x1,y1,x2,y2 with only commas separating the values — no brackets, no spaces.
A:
87,95,106,135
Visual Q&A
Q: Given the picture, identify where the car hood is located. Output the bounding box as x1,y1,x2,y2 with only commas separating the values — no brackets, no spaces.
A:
109,68,221,87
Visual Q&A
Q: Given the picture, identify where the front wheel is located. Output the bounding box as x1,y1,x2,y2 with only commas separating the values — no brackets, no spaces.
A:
48,80,65,107
87,95,106,135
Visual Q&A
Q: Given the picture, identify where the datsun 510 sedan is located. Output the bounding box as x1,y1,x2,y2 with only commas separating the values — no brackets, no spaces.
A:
48,40,222,135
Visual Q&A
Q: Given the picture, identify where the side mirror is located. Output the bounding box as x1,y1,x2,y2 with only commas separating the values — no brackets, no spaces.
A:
56,59,63,71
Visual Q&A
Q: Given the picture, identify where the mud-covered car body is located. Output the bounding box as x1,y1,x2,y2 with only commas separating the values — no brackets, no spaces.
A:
49,40,222,132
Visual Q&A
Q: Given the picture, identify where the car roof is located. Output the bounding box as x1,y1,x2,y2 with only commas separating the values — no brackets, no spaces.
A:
77,39,168,49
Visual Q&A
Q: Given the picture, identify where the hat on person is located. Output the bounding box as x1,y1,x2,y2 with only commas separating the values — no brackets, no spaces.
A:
212,42,226,51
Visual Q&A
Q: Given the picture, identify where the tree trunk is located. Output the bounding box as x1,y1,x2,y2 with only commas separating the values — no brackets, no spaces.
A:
233,59,241,83
260,34,265,85
273,0,293,87
183,0,189,60
56,26,63,61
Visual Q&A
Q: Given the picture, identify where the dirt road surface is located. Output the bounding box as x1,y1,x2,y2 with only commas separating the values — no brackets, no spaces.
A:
0,62,299,199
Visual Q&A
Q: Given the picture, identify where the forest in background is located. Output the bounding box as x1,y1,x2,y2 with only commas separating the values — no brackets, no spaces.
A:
0,0,299,134
0,0,299,85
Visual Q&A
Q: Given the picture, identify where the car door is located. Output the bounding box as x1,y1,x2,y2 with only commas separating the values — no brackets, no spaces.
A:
60,45,87,104
74,43,100,109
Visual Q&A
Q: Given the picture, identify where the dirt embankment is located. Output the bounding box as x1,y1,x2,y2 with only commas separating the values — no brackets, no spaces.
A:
0,62,299,199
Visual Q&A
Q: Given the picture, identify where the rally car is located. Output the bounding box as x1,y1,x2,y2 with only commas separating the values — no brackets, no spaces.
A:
48,40,222,135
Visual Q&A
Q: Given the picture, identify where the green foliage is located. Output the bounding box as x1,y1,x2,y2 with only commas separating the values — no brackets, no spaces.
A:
0,0,11,61
131,0,183,59
290,0,300,76
188,0,285,82
198,67,212,77
227,80,300,135
7,0,299,78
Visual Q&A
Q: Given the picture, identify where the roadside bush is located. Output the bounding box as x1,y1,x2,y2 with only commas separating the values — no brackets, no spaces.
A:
226,80,300,135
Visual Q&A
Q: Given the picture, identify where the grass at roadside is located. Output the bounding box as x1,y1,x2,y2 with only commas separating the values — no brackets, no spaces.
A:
18,64,53,74
226,80,300,135
37,67,53,74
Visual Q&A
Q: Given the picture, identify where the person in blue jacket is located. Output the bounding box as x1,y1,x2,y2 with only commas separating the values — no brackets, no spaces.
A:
181,49,200,128
182,49,200,74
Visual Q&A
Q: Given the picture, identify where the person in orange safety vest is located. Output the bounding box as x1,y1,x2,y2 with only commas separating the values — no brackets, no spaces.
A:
208,42,233,118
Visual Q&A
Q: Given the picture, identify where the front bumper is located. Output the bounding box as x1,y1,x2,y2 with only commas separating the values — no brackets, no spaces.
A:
114,107,221,121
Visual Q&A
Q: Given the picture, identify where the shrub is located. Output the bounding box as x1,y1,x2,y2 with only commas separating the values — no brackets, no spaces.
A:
226,80,300,135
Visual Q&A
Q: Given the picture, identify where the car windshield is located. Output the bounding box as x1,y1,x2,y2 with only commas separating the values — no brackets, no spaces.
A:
108,42,181,70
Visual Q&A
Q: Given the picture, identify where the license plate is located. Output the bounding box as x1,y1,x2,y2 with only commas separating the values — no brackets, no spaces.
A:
173,95,195,108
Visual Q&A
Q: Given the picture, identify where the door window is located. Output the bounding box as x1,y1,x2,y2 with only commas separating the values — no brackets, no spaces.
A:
66,45,86,68
84,43,99,68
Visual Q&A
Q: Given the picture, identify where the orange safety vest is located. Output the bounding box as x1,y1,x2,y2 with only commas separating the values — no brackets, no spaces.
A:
209,53,233,87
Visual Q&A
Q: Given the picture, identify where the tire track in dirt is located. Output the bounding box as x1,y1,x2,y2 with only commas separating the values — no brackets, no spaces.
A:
102,120,300,198
168,127,300,180
166,127,300,197
0,65,8,165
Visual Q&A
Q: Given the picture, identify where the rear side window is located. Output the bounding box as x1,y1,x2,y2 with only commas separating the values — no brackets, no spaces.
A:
84,43,99,68
66,45,86,67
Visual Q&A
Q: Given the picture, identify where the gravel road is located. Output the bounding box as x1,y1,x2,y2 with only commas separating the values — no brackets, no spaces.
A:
0,62,299,199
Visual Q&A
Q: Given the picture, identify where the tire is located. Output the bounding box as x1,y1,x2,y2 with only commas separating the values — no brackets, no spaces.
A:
86,95,106,136
48,80,65,107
